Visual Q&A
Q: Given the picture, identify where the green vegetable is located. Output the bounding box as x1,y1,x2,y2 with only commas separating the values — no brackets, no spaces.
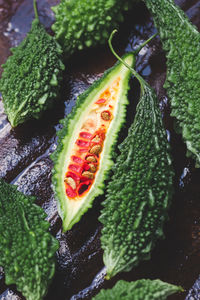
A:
52,0,135,56
0,179,59,300
143,0,200,166
51,52,135,231
92,279,183,300
99,31,173,279
0,0,65,127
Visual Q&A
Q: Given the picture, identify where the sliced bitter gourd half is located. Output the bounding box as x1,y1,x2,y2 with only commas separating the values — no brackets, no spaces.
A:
51,53,135,231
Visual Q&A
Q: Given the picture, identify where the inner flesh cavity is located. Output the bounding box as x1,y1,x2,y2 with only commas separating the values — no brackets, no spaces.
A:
64,77,120,199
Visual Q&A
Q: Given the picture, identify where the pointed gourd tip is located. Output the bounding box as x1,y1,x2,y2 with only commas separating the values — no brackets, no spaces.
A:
62,222,70,233
62,216,74,232
9,117,18,128
104,267,114,280
105,274,111,280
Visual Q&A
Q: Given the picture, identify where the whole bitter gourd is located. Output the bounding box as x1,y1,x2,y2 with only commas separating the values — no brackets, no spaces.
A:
51,52,135,231
93,279,183,300
99,32,174,279
143,0,200,166
0,0,65,127
0,179,59,300
52,0,135,56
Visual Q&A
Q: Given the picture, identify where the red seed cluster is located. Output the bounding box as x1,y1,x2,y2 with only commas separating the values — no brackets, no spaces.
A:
64,93,114,199
65,129,105,198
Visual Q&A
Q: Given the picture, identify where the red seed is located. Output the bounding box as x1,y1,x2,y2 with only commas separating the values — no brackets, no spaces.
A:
65,177,76,190
92,130,105,141
95,98,106,104
76,139,90,147
100,131,106,140
66,171,80,182
79,132,93,139
101,110,111,121
66,187,77,198
69,164,82,173
88,164,96,173
83,163,90,171
91,135,100,143
78,148,89,153
71,155,83,164
78,149,89,154
90,144,102,155
80,176,91,182
82,171,94,179
78,182,91,195
85,155,97,163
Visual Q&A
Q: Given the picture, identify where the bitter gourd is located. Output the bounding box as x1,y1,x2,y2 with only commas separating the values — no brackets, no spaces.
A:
0,0,65,127
93,279,183,300
52,0,135,56
51,52,135,231
143,0,200,165
99,32,173,279
0,179,59,300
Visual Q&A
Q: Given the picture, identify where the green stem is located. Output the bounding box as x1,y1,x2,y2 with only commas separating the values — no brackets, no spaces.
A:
108,30,156,93
134,32,157,55
33,0,39,19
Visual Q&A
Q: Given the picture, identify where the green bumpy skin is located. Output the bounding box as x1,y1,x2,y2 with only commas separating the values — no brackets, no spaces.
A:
51,53,135,231
52,0,135,56
0,18,65,127
0,179,59,300
92,279,182,300
143,0,200,165
100,82,173,279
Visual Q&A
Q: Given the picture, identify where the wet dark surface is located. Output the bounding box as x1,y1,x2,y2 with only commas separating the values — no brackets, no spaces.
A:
0,0,200,299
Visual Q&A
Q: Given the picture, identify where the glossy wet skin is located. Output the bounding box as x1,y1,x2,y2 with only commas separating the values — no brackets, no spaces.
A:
0,0,200,299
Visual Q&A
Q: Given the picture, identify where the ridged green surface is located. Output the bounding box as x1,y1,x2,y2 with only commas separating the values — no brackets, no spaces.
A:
0,179,59,300
100,83,173,279
144,0,200,165
51,53,135,231
52,0,135,56
0,19,65,127
92,279,182,300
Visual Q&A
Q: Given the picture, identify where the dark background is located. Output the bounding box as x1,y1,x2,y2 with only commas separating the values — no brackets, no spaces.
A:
0,0,200,299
